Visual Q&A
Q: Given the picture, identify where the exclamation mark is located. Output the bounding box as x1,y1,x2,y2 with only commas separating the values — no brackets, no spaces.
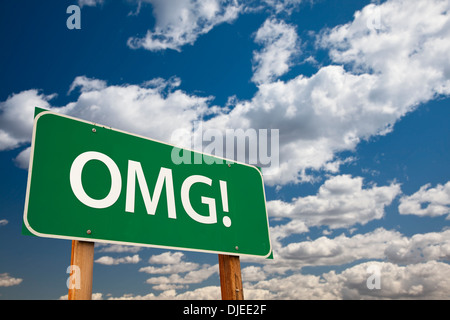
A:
220,180,231,228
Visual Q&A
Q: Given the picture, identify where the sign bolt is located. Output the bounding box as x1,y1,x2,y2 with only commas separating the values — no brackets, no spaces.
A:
92,128,96,133
235,246,239,251
86,230,92,235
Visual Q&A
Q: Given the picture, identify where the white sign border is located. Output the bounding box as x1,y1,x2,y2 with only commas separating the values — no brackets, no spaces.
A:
23,109,273,259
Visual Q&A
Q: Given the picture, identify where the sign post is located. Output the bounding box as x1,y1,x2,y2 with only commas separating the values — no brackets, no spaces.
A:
68,240,94,300
218,254,244,300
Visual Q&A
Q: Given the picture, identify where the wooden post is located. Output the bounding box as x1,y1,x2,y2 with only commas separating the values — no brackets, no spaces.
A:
218,254,244,300
68,240,95,300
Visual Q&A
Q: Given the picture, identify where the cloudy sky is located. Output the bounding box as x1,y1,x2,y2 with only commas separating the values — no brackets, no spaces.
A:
1,0,450,299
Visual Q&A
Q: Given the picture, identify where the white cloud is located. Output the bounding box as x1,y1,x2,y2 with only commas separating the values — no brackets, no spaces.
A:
399,181,450,218
320,0,450,101
0,273,23,287
5,0,450,187
247,260,450,299
68,76,107,94
0,76,212,170
128,0,242,51
202,62,409,185
63,77,211,144
338,261,450,300
140,262,199,274
78,0,104,8
86,259,450,300
107,285,221,300
83,227,450,300
0,90,57,151
270,219,309,241
95,254,141,265
13,147,31,170
241,265,267,282
148,251,185,264
385,229,450,264
263,0,304,14
140,252,218,292
202,0,450,185
250,227,450,276
59,292,103,300
167,285,221,299
145,264,218,285
0,219,8,227
266,228,402,272
267,175,401,229
96,243,142,253
252,18,299,84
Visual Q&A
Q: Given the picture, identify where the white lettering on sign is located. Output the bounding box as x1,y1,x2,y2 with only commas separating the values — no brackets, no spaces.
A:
69,151,231,227
126,161,176,219
70,151,122,209
181,175,217,224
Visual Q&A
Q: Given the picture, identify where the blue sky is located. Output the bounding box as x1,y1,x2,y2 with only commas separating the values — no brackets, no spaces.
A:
1,0,450,299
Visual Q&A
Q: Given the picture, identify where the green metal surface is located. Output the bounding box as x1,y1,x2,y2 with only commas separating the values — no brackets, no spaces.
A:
23,110,271,258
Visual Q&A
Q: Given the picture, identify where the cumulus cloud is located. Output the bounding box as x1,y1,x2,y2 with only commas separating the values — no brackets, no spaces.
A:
0,76,212,169
138,252,218,292
103,259,450,300
60,292,103,300
96,243,142,253
139,262,199,275
267,175,401,229
277,228,397,266
13,147,31,170
399,181,450,218
68,76,107,94
148,251,185,264
127,0,242,51
338,261,450,300
244,227,450,278
252,18,299,84
202,0,450,185
95,254,141,265
0,90,57,151
77,0,104,8
145,264,218,285
62,76,211,143
320,0,450,101
247,260,450,300
241,265,267,282
73,228,450,300
0,273,23,287
385,229,450,264
276,228,450,267
4,1,450,186
107,285,221,300
263,0,304,14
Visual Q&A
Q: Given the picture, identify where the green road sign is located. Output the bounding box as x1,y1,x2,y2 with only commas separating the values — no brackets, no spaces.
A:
23,109,272,258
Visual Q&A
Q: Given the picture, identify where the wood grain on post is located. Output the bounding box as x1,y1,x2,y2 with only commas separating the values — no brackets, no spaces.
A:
218,254,244,300
68,240,95,300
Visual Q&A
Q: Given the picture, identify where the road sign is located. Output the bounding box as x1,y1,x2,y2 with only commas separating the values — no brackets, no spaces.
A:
23,109,271,258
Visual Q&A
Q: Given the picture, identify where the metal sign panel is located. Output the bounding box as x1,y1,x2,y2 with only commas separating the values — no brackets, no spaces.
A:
23,109,271,258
